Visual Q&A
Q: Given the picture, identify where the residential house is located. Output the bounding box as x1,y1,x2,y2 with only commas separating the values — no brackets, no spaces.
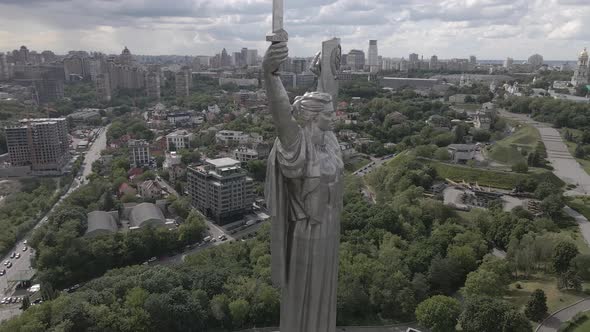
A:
138,180,163,200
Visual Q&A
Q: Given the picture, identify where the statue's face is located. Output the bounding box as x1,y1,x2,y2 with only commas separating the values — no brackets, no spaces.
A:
310,103,335,132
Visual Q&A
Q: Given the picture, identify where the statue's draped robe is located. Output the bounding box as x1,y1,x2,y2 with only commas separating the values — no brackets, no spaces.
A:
265,128,343,332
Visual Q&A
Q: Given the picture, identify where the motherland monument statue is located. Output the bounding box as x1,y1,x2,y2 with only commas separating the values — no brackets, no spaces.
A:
263,0,344,331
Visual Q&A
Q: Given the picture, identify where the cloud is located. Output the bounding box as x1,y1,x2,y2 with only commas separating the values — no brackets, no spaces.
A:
0,0,589,59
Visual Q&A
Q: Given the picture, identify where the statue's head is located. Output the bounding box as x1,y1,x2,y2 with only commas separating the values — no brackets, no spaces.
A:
293,92,335,132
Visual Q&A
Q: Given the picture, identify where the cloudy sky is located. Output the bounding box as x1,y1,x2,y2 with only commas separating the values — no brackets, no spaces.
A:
0,0,589,60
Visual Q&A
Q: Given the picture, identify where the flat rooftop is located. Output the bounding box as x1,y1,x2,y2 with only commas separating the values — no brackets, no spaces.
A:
206,157,241,168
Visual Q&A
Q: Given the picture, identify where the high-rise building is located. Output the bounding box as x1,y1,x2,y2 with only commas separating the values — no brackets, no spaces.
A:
348,50,366,71
120,46,134,66
146,71,161,100
572,48,589,87
0,53,8,81
96,73,112,102
63,55,87,81
221,48,232,67
128,139,151,168
409,53,419,63
368,40,379,73
429,55,439,70
469,55,477,65
292,58,308,74
33,78,64,104
503,57,514,68
175,70,190,98
5,118,69,173
187,158,254,224
246,49,258,66
528,54,544,68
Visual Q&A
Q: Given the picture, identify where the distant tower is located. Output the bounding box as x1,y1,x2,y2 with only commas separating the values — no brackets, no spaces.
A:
146,71,161,100
503,57,514,68
429,55,439,70
221,48,231,67
469,55,476,65
368,40,379,73
175,70,189,98
96,73,112,102
572,47,589,86
120,47,133,66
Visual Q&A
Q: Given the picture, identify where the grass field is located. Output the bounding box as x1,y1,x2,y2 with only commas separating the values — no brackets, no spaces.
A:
424,159,564,190
505,275,587,314
561,227,590,255
568,197,590,221
488,125,541,165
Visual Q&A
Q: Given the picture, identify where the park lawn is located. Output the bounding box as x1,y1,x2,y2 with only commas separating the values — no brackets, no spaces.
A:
568,197,590,221
425,160,564,190
505,275,586,314
573,314,590,332
488,125,540,165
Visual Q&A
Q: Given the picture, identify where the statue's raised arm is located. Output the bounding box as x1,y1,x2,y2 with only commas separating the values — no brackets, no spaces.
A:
263,42,299,148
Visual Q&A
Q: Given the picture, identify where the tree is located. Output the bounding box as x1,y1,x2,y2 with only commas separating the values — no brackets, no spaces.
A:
524,289,547,322
541,194,564,218
571,254,590,280
415,295,461,332
228,298,249,329
462,269,506,298
247,160,267,182
552,241,579,273
558,269,582,291
21,295,30,311
434,148,451,161
178,210,207,244
460,297,530,332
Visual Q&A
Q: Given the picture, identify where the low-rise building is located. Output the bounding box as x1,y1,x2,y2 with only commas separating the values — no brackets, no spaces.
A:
474,112,491,130
447,144,476,163
138,180,163,200
85,211,118,238
163,151,182,169
215,130,263,145
166,130,193,151
128,139,151,167
234,147,259,162
129,203,166,229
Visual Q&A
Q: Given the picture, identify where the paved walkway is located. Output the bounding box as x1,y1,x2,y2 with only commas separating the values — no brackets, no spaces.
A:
536,298,590,332
499,110,590,196
564,206,590,247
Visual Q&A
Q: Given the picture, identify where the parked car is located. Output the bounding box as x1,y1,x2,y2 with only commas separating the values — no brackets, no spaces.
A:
6,262,12,268
22,246,28,252
1,298,6,304
3,261,8,266
203,236,212,242
9,253,15,259
0,269,5,276
148,257,157,263
15,253,20,259
23,240,27,245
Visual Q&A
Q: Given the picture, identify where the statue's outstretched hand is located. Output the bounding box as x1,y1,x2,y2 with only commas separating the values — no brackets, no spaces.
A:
263,42,288,76
309,51,321,77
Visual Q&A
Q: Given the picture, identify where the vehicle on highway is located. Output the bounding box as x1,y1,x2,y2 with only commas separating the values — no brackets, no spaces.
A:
15,253,20,259
9,253,15,259
23,246,28,252
6,262,12,268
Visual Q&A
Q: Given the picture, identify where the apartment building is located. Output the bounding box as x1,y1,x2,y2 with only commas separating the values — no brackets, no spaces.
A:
5,118,69,173
187,158,254,224
128,139,151,167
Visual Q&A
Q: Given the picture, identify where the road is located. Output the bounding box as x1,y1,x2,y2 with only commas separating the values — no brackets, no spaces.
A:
499,110,590,196
536,298,590,332
0,125,108,322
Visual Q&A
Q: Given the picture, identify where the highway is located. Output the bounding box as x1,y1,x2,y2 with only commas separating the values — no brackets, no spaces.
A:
0,125,109,322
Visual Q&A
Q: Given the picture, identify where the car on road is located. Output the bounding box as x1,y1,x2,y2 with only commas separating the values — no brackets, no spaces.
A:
23,246,28,252
9,253,15,259
148,257,157,263
6,262,12,268
203,236,212,242
3,260,8,266
15,253,20,259
23,240,27,245
1,298,6,304
0,269,5,276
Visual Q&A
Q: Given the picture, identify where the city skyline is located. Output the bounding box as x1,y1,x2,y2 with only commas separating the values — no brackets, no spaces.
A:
0,0,589,59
